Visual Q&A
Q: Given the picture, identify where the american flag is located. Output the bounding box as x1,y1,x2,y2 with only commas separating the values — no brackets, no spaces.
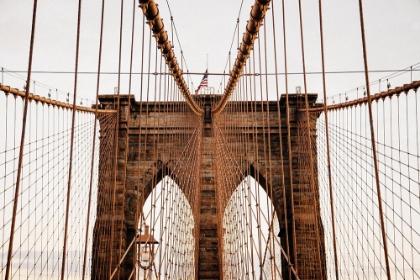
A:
195,70,208,94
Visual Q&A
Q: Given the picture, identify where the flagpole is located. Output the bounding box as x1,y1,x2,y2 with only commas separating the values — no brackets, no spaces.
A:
207,54,208,92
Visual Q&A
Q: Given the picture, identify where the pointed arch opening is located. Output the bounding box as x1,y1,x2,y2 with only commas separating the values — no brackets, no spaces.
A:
137,175,195,279
222,175,281,279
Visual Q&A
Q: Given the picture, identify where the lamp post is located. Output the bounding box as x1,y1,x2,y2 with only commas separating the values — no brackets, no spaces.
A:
136,223,159,276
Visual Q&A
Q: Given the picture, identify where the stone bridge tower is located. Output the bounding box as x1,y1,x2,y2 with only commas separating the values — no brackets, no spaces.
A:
92,93,326,280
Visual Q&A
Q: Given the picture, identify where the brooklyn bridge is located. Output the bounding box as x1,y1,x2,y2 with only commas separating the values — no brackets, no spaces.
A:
0,0,419,279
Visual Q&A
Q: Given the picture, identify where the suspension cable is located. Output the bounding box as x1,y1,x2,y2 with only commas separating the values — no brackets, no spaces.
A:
213,0,271,115
138,0,203,115
4,1,39,279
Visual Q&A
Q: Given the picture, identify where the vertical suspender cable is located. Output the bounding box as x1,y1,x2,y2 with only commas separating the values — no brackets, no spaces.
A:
317,1,340,278
212,0,271,115
5,1,38,279
61,0,83,279
262,19,280,277
128,0,137,95
268,1,294,277
138,0,203,115
134,14,147,279
117,0,131,277
82,0,106,278
109,0,125,277
297,0,325,278
280,0,299,273
357,1,391,278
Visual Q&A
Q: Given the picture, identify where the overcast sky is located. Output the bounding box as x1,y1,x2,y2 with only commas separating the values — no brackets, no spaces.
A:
1,1,419,278
0,0,419,104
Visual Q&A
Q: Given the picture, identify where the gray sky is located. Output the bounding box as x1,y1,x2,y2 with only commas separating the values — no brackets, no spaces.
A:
1,1,419,278
0,0,419,104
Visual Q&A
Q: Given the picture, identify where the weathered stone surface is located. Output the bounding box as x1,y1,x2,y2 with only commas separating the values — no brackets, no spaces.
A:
92,93,326,280
197,119,221,279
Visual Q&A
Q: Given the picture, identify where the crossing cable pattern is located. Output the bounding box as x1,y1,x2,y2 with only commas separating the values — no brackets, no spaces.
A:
210,0,327,278
0,87,116,278
127,90,201,279
90,14,203,276
0,0,116,278
1,0,420,279
316,84,420,279
1,25,202,279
